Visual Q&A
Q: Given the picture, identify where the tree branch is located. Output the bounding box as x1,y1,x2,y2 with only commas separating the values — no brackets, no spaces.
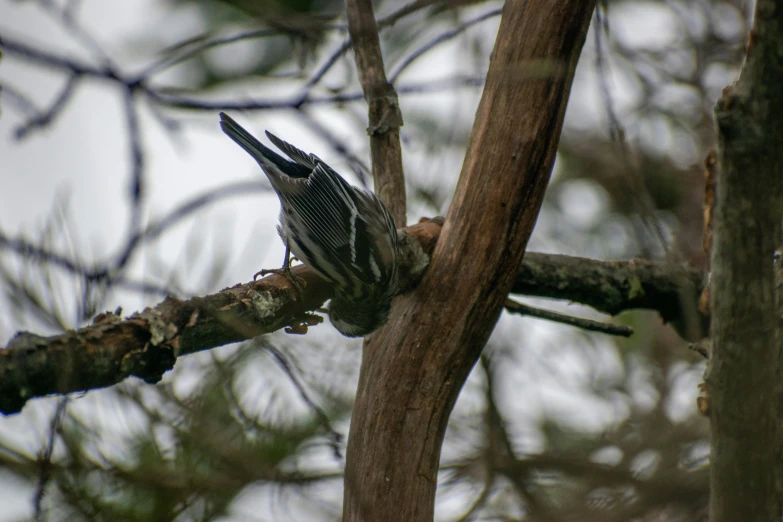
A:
0,216,705,416
514,253,707,340
0,264,329,416
345,0,406,224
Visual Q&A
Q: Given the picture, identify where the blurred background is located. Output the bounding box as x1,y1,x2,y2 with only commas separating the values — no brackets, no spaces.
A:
0,0,746,520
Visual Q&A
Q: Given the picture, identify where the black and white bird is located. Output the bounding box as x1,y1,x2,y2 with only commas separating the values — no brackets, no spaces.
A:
219,112,399,337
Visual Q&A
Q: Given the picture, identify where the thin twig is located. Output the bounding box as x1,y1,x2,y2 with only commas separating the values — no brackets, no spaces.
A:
0,81,41,116
0,34,115,79
504,297,634,337
139,0,439,84
36,0,114,67
388,8,502,83
266,344,343,461
0,30,483,116
377,0,433,28
15,74,80,139
114,87,145,276
114,180,271,274
149,75,484,111
209,351,277,440
593,6,669,258
0,232,173,296
302,37,352,90
33,397,68,522
141,28,283,78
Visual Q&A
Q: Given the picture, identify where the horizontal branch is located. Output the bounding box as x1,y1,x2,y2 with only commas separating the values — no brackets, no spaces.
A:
0,265,330,416
0,219,706,415
514,253,706,328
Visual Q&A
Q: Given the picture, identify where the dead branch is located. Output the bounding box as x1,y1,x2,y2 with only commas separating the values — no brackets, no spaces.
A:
503,298,634,337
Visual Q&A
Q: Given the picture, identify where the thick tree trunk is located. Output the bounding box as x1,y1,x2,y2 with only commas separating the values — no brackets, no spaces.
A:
709,1,783,519
342,2,596,521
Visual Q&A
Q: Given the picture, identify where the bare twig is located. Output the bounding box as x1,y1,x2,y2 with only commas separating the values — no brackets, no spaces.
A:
118,87,145,274
62,0,84,22
266,344,344,460
593,6,670,258
0,81,42,116
377,0,433,28
140,0,442,86
0,35,118,79
131,180,270,249
0,231,173,296
388,8,502,83
149,76,484,111
302,37,353,90
37,0,114,67
14,74,81,139
454,481,493,522
504,297,633,337
33,397,68,522
0,27,483,121
141,28,282,78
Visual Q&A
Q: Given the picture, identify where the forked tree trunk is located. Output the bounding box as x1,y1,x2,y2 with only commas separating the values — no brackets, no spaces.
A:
342,2,597,520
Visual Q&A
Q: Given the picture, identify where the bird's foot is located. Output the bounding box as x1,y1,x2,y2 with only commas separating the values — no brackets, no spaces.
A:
254,266,306,300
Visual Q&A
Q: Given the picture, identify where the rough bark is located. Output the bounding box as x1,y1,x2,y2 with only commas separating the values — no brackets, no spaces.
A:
0,220,438,415
342,2,596,521
515,253,705,337
708,0,783,519
1,240,703,415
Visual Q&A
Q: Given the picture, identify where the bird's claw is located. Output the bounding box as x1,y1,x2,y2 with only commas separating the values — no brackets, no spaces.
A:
254,267,306,300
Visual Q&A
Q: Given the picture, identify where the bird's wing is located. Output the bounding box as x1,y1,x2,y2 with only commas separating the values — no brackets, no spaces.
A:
283,163,355,254
265,131,320,171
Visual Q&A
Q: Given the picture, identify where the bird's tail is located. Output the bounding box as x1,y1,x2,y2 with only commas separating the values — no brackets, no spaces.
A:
219,112,291,176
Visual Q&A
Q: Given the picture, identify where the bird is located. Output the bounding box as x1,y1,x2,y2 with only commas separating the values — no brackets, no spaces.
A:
219,112,399,337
